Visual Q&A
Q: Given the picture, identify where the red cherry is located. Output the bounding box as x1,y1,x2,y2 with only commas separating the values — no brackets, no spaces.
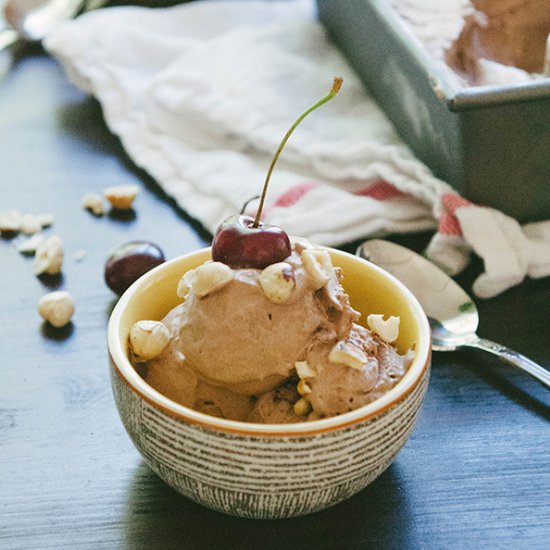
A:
211,77,342,270
105,241,165,295
212,215,291,269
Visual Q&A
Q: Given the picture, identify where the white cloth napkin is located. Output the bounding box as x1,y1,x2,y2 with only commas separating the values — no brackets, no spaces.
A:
44,0,550,299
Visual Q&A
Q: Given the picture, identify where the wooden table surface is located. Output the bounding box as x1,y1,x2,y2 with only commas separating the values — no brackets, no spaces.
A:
1,46,549,550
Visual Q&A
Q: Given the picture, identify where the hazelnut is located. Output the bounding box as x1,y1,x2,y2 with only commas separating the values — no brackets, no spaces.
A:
181,262,234,299
37,291,74,328
129,320,170,360
258,262,296,303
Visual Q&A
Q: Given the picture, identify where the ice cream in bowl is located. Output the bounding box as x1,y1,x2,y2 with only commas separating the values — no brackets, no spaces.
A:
107,79,432,518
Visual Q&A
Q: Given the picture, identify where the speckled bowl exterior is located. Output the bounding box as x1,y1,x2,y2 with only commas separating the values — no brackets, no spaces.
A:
108,247,431,519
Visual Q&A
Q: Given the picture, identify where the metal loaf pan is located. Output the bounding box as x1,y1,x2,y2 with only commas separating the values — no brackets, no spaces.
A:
317,0,550,222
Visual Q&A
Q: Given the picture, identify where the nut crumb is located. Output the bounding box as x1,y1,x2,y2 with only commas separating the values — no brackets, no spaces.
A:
74,249,87,262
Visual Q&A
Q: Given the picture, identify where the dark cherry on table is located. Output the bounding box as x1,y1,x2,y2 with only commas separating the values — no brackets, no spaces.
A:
1,47,549,550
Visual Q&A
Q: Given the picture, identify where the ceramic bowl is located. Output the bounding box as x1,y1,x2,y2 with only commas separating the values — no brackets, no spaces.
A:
108,247,431,519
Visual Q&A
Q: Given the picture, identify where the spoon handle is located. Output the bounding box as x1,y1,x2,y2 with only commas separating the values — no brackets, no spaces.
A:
467,337,550,389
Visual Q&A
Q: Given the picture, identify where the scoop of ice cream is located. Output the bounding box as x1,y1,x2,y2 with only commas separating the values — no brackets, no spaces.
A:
302,324,413,418
143,305,254,421
177,243,359,395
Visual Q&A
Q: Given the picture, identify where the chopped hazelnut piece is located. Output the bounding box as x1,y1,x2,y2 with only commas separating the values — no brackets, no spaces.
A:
34,235,64,276
328,340,368,370
104,184,139,210
297,380,312,396
295,360,317,379
367,314,400,343
0,209,22,234
81,193,105,216
301,248,331,289
16,234,45,255
20,214,42,235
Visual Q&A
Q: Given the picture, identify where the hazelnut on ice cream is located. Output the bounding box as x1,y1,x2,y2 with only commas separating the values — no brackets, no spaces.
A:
130,239,414,423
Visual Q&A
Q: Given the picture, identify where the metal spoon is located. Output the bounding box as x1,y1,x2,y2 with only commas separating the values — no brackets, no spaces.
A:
357,239,550,389
0,0,105,51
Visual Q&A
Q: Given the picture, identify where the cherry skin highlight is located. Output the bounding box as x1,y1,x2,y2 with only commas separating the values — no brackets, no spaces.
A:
211,215,291,269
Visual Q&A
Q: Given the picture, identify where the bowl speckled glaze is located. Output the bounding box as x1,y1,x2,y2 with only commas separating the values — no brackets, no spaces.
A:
108,247,431,519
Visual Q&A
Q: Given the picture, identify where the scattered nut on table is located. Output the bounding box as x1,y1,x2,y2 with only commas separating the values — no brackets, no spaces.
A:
0,210,53,235
16,234,45,255
0,209,22,234
34,235,64,276
130,320,170,360
37,291,75,328
81,192,105,216
36,213,54,228
104,184,139,210
20,214,42,235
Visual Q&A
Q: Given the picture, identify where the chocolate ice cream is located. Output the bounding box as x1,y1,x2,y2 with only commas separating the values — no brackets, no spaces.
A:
447,0,550,85
391,0,550,87
131,239,413,424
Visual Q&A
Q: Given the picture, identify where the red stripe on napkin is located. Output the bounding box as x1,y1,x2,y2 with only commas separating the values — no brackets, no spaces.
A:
353,180,406,200
272,181,319,208
260,181,319,221
438,193,474,236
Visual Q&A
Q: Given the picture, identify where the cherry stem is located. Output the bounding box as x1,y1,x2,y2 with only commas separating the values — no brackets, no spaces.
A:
252,76,343,228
